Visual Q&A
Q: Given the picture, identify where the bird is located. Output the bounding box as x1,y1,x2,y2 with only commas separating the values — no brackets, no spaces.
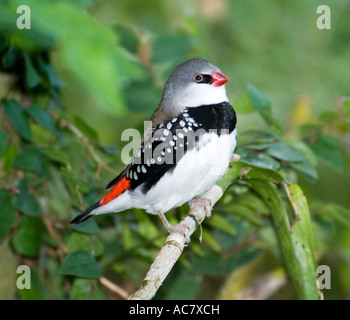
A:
71,58,237,242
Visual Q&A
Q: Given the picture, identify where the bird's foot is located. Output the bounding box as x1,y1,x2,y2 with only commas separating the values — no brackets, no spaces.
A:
167,223,191,244
189,198,212,219
157,211,191,244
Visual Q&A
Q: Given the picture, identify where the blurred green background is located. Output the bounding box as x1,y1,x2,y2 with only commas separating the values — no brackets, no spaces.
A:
0,0,349,300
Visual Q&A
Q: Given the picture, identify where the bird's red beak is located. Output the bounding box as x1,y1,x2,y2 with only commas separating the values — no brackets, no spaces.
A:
211,71,229,87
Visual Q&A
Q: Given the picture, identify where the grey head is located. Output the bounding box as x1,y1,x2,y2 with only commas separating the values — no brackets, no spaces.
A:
158,58,229,118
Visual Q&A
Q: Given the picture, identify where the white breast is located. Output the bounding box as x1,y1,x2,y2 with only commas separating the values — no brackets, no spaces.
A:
132,129,237,214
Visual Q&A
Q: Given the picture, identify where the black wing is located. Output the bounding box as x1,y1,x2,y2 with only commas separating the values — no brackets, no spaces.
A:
106,102,236,194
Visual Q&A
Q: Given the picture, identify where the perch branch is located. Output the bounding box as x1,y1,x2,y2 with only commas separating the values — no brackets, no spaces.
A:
128,185,224,300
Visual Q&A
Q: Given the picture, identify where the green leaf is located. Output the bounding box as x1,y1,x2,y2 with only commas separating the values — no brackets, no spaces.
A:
166,269,201,300
300,123,323,137
240,153,280,170
285,184,319,296
239,129,280,146
134,209,159,239
189,250,222,276
125,79,161,113
216,161,285,192
238,193,269,215
72,218,100,234
266,142,307,162
259,109,284,135
120,215,133,250
290,160,318,182
247,84,272,112
216,162,319,298
60,167,91,194
63,39,127,112
321,203,350,228
246,85,283,135
319,110,339,123
0,129,8,158
2,144,17,173
233,91,255,114
287,184,317,253
202,229,221,252
0,33,9,53
287,140,317,166
44,149,70,166
101,145,119,156
26,104,58,134
13,189,41,218
13,147,46,175
227,203,262,225
67,232,104,257
46,167,71,218
248,181,319,300
36,55,65,97
59,250,101,279
320,134,342,148
12,216,44,257
343,99,350,116
207,214,237,235
308,135,343,171
266,141,319,182
2,99,32,141
152,34,194,64
113,25,139,54
23,52,40,88
70,278,105,300
0,190,16,243
2,47,20,68
73,116,98,141
8,0,143,112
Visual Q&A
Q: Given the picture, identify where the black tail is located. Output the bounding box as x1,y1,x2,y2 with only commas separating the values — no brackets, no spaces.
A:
70,201,100,224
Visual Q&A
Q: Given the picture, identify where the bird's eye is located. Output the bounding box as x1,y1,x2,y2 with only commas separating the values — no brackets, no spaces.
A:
193,73,203,83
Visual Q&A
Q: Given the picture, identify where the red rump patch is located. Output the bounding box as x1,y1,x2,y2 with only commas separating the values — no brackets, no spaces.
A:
100,176,131,206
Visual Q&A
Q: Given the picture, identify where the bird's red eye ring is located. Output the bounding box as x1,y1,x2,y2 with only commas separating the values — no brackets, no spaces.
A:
193,73,203,83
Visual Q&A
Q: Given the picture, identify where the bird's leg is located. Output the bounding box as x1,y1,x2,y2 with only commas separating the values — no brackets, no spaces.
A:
189,198,212,219
157,211,190,243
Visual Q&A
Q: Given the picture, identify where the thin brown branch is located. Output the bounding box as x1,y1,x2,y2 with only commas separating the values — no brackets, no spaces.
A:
99,276,130,300
41,211,68,256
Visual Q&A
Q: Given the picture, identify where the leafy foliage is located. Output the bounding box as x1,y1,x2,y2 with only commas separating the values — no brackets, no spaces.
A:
1,0,350,300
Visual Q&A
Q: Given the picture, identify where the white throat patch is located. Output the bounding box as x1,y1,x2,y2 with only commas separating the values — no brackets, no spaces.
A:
178,83,228,108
